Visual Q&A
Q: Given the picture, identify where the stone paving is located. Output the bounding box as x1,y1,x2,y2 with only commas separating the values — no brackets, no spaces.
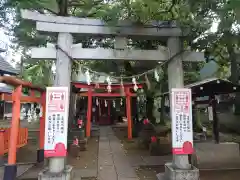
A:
98,126,139,180
127,155,172,167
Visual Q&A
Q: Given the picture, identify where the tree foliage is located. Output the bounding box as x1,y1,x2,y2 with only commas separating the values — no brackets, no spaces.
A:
0,0,239,96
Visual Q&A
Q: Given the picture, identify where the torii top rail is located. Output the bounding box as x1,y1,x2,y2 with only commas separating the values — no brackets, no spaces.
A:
72,81,143,139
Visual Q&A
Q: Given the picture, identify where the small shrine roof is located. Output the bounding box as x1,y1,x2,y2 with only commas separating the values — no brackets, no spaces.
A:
162,77,240,97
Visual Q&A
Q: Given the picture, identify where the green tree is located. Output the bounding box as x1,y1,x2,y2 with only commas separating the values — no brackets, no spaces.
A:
0,0,221,123
194,0,240,114
3,0,237,116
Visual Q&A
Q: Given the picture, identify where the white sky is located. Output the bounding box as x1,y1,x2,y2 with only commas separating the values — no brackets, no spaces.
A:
0,28,21,67
0,21,220,67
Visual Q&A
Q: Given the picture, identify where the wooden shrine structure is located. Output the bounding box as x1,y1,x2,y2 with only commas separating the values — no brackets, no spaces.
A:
0,76,43,119
0,76,46,180
162,77,240,143
72,81,143,139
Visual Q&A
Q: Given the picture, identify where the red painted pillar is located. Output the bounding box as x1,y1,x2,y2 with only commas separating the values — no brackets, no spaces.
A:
30,89,35,97
8,85,22,164
125,88,132,139
86,89,92,137
4,85,22,180
37,91,46,163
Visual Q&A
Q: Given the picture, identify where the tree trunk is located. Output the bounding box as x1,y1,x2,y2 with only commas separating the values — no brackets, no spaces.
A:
160,68,168,125
58,0,68,16
228,45,240,115
146,94,156,123
68,71,77,127
160,95,166,125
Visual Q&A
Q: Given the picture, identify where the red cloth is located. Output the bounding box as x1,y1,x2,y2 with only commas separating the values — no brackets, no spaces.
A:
77,119,83,125
143,119,150,125
151,136,157,143
73,138,79,145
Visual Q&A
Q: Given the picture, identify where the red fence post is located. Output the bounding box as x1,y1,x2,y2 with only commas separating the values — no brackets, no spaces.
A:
0,129,5,156
4,85,22,180
125,88,132,140
86,88,92,137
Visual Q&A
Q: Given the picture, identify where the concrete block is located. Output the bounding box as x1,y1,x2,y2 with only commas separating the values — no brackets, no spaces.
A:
164,163,199,180
156,173,165,180
195,142,240,163
128,155,145,167
38,165,74,180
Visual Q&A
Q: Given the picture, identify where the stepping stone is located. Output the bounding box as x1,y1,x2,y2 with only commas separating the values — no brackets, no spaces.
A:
73,168,97,178
98,165,117,180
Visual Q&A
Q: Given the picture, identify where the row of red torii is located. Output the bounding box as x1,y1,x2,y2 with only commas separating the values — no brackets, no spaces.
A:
73,81,143,139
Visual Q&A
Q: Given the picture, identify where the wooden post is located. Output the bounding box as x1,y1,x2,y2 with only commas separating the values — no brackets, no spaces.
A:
98,100,101,116
86,88,92,137
209,95,219,143
126,88,132,139
30,89,35,97
3,85,22,180
37,91,46,163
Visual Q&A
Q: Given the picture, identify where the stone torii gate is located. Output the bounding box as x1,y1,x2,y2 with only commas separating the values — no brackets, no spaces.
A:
20,9,204,180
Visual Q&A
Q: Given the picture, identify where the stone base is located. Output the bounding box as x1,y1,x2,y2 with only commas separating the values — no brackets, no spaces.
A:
3,164,17,180
195,142,239,164
157,163,199,180
79,139,87,151
69,145,80,157
38,165,76,180
37,149,45,163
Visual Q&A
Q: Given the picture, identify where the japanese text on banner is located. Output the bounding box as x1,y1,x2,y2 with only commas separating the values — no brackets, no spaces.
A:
44,87,69,157
171,88,193,155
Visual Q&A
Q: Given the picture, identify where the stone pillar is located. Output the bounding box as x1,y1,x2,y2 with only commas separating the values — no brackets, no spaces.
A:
167,37,190,170
157,37,199,180
39,33,74,180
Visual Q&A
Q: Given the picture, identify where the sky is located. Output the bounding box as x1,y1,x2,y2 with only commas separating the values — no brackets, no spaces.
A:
0,28,21,67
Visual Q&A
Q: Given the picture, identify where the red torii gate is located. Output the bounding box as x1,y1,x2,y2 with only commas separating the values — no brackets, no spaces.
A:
0,76,46,180
72,82,143,139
